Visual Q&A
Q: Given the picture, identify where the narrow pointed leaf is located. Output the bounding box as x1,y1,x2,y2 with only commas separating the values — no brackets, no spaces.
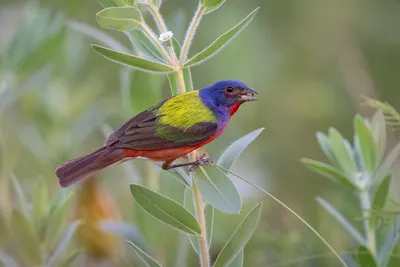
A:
201,0,227,14
57,249,83,267
96,7,142,32
44,190,73,251
127,240,162,267
130,184,201,235
218,128,264,170
371,110,386,163
194,165,242,214
328,128,358,174
372,175,391,210
10,174,28,213
301,159,358,190
47,221,80,267
317,197,365,245
316,132,340,168
213,203,262,267
379,217,400,266
228,250,244,267
185,7,259,67
358,246,377,267
355,115,377,172
92,45,174,73
11,209,42,265
32,179,48,233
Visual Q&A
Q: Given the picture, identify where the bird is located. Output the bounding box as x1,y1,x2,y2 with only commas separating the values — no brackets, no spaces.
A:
56,80,258,187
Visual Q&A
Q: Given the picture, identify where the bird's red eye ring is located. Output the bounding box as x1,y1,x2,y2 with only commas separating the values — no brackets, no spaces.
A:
225,86,234,94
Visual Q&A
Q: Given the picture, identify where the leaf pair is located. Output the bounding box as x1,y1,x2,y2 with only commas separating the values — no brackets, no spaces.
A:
126,200,261,267
92,5,259,74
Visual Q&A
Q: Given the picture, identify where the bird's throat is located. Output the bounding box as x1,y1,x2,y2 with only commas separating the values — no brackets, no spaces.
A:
229,102,243,117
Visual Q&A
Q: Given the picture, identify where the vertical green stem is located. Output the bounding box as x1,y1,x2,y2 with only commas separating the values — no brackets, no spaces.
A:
179,4,206,66
192,176,210,267
146,0,177,62
147,2,210,265
360,190,376,254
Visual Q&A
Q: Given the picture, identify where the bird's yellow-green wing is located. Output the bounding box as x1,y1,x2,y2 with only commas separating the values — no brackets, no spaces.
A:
104,91,218,150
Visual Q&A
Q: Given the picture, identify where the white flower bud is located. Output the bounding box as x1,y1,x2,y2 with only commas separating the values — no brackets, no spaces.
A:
158,31,173,43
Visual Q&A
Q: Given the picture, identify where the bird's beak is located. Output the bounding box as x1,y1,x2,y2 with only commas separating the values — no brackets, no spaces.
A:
239,88,258,101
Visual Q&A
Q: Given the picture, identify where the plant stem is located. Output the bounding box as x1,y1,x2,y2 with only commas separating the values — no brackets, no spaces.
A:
359,190,376,254
166,3,209,265
146,0,177,62
192,172,210,267
139,23,175,67
179,4,205,66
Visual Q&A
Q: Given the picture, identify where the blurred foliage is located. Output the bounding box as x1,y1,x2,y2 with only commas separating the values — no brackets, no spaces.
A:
1,0,400,266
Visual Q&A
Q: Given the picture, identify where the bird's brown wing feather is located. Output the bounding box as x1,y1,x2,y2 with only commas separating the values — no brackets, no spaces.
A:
105,100,218,150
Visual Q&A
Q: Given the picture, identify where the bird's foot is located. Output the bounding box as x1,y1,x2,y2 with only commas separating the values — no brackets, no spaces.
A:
188,153,214,172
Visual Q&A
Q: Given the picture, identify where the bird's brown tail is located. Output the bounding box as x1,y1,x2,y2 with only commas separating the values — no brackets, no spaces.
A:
56,147,125,188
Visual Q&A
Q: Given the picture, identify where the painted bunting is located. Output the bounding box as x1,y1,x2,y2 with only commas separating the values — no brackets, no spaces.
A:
56,80,257,187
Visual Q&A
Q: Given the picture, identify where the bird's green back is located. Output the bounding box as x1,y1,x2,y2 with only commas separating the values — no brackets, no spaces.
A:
158,91,217,130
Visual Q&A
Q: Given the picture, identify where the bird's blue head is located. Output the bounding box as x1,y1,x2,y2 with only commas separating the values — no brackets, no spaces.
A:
199,80,258,114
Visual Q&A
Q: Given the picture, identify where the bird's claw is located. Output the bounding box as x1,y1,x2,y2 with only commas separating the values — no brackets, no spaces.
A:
188,153,214,172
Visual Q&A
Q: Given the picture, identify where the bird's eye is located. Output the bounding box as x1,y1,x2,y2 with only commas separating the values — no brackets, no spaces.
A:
225,86,234,93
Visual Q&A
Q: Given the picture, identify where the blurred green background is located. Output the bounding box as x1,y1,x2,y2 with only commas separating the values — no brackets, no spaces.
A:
1,0,400,266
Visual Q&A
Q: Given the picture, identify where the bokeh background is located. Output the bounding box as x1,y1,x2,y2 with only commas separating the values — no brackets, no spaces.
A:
1,0,400,266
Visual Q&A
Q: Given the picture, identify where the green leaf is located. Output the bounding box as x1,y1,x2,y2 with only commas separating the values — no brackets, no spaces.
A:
185,7,259,67
374,142,400,186
355,115,378,172
47,221,80,267
372,175,391,210
97,0,116,8
11,209,42,265
184,188,214,253
218,128,264,170
127,240,162,267
10,174,28,213
130,184,201,235
358,246,377,267
44,190,73,252
92,45,174,73
126,29,164,62
213,203,262,267
201,0,227,14
328,128,358,174
317,197,365,245
379,217,400,266
194,165,242,214
57,249,83,267
228,250,244,267
316,132,340,168
301,159,358,190
371,110,386,163
97,7,142,32
32,179,48,234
